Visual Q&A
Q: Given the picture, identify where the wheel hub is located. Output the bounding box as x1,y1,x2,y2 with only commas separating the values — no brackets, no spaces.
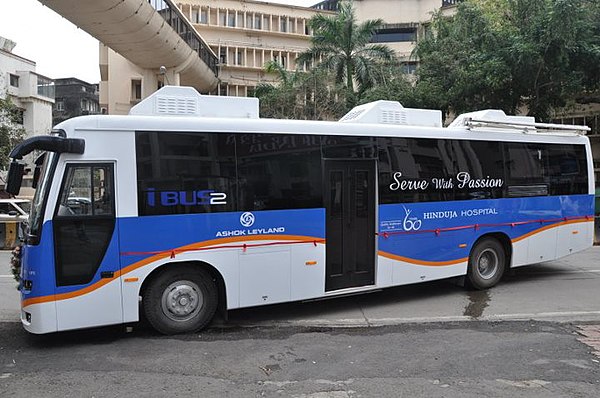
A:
477,249,499,280
161,281,203,322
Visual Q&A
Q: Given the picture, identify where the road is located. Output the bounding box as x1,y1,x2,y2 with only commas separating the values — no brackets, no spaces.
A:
4,248,600,326
1,248,599,396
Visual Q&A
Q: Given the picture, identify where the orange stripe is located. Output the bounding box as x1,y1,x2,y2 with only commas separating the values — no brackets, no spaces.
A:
121,234,325,275
378,251,467,266
22,270,122,307
22,235,324,307
511,219,592,243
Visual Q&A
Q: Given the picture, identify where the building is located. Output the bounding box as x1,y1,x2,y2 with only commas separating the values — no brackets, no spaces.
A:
100,0,459,115
100,0,330,114
0,36,54,139
0,36,54,198
53,78,100,126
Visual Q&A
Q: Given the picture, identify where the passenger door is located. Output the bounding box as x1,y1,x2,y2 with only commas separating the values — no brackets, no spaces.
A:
324,160,376,291
53,163,123,330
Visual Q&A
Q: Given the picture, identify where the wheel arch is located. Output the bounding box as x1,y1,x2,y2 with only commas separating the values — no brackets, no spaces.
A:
139,260,227,314
471,232,513,267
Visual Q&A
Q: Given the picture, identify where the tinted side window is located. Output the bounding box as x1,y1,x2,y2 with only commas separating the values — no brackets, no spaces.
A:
547,144,588,195
378,137,454,204
504,143,548,184
237,134,323,210
321,136,378,159
136,132,237,216
453,140,505,200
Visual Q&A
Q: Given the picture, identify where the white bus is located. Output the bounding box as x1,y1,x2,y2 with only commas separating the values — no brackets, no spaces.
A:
6,86,594,335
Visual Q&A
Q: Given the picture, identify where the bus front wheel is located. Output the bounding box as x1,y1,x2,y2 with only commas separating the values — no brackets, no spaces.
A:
467,238,506,290
143,266,218,335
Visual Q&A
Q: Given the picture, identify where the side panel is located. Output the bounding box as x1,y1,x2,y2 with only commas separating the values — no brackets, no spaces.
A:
118,208,326,312
239,247,291,307
378,195,594,286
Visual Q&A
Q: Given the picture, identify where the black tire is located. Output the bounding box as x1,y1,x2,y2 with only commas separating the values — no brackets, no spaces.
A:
143,266,218,335
466,238,506,290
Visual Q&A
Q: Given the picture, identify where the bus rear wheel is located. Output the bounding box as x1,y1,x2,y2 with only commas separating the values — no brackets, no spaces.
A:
143,266,217,335
467,238,506,290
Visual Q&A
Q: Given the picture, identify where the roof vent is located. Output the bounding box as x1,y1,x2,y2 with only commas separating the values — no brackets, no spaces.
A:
340,100,442,127
129,86,259,119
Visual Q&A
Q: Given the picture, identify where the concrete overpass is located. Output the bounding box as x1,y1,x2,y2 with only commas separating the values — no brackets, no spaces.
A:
39,0,219,92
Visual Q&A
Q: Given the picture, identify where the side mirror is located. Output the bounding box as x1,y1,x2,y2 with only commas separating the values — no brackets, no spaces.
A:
6,161,24,196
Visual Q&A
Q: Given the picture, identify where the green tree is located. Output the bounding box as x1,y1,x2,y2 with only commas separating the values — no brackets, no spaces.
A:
254,61,348,120
298,0,396,108
414,0,600,121
0,97,25,170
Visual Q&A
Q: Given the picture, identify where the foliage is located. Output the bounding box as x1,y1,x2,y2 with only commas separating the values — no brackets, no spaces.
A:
254,64,349,120
298,0,396,108
0,97,26,169
10,245,21,288
414,0,600,121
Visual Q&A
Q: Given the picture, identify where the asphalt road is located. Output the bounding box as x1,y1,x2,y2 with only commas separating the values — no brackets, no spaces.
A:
1,248,599,396
1,247,600,326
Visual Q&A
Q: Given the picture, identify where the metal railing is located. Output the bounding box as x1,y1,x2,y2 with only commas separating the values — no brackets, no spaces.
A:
442,0,463,7
148,0,219,75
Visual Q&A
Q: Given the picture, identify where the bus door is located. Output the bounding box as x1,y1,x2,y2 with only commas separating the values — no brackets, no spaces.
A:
52,163,123,330
324,159,376,291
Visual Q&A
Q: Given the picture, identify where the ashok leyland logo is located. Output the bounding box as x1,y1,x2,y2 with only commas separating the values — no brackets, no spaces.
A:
240,212,255,227
215,212,285,237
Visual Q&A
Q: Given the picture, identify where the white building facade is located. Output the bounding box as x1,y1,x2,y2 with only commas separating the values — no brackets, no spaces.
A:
0,36,54,140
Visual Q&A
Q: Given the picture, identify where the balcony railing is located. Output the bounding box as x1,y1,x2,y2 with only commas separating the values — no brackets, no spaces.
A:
148,0,218,75
442,0,463,7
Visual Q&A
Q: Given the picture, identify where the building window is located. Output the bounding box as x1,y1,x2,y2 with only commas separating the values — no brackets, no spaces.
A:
280,17,287,32
13,108,24,125
219,83,228,96
246,14,252,28
37,76,55,98
56,100,65,112
263,15,270,30
254,14,261,29
219,47,227,64
371,27,417,43
401,62,418,74
131,79,142,101
219,12,226,26
237,50,244,66
228,12,236,27
9,73,19,87
200,9,207,24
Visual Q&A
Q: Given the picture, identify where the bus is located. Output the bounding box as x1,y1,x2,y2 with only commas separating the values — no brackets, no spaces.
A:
6,86,594,335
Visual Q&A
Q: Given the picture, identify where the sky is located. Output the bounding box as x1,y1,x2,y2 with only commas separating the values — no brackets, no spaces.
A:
0,0,316,84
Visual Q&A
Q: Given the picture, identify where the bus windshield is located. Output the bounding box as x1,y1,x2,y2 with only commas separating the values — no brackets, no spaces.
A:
27,152,57,244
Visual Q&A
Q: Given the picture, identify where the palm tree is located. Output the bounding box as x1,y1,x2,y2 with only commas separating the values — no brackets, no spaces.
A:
298,0,396,107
